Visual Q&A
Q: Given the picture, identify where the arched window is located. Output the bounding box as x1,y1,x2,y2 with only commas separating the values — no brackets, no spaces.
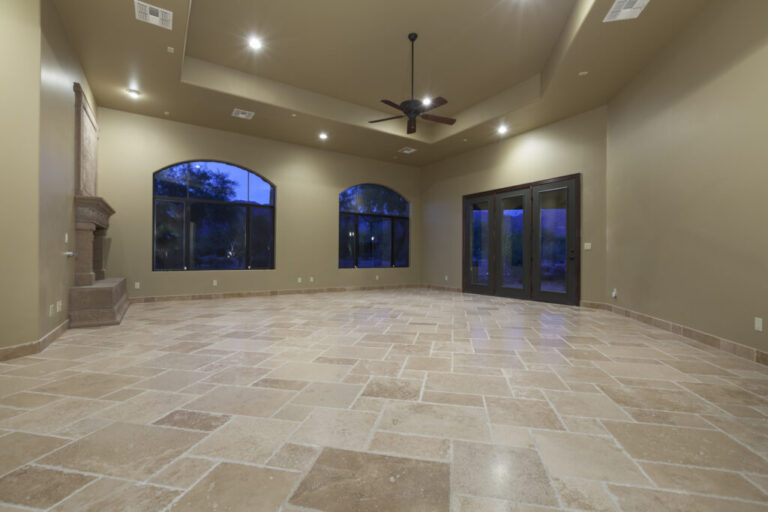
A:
339,184,409,268
153,161,275,271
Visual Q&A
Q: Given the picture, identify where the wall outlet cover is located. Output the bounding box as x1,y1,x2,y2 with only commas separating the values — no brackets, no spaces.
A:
56,300,62,312
584,242,592,250
135,282,140,289
297,277,302,283
756,317,764,332
213,280,218,286
309,276,314,283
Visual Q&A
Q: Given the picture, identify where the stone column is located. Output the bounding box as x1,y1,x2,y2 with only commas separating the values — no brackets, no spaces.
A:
75,222,95,286
93,228,107,280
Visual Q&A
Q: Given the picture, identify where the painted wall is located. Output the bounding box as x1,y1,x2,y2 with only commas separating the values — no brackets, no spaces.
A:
0,0,41,349
96,108,421,298
38,0,95,339
419,107,607,301
606,0,768,351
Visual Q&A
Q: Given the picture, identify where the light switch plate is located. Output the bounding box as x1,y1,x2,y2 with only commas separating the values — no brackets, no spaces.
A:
135,282,140,289
297,277,302,283
212,279,218,287
756,317,764,332
584,242,592,250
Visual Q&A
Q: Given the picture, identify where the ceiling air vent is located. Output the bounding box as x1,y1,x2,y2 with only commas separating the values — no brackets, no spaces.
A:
232,108,255,120
134,0,173,30
398,146,417,155
604,0,650,22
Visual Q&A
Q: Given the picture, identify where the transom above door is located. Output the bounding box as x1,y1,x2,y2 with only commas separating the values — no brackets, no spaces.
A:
462,175,580,305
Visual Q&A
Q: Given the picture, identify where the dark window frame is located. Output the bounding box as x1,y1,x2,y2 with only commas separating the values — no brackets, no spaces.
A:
152,160,275,271
338,184,410,269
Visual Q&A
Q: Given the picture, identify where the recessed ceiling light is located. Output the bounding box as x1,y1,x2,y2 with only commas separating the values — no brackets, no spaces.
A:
248,36,263,51
318,132,328,141
163,111,170,116
422,96,432,107
463,138,468,142
126,88,141,99
578,71,589,76
497,124,508,135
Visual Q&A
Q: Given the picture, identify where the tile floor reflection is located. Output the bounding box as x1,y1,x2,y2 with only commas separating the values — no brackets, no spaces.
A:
0,289,767,511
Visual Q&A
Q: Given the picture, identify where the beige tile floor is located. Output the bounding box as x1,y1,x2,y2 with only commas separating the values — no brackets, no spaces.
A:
0,289,767,511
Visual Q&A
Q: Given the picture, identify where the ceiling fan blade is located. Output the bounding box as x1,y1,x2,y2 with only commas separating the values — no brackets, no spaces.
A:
368,115,405,123
422,96,447,112
407,118,416,134
381,99,403,111
421,113,456,125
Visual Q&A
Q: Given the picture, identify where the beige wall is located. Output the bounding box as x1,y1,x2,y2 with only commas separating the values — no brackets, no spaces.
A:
419,107,607,301
606,0,768,351
97,109,421,298
0,0,41,349
38,0,95,338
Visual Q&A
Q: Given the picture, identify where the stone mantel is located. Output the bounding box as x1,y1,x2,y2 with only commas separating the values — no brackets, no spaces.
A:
75,195,115,229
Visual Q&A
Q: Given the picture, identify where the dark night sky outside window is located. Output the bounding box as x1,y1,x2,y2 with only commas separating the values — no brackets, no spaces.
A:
153,161,275,271
339,184,409,269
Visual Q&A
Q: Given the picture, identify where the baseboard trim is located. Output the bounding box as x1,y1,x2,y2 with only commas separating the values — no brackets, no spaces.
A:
581,301,766,367
0,320,69,362
130,284,425,304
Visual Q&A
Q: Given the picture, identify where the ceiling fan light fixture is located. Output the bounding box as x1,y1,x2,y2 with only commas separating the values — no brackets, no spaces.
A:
126,88,141,99
422,96,432,107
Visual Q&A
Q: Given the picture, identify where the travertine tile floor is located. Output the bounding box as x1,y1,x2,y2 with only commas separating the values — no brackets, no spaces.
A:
1,289,767,511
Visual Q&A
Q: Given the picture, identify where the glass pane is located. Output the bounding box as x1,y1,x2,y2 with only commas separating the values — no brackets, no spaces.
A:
339,214,356,268
470,201,490,285
154,200,185,270
188,162,248,202
339,186,358,213
501,196,525,288
339,184,409,217
393,218,409,267
189,203,246,269
357,216,392,268
539,188,567,293
249,208,274,269
248,173,273,205
153,165,187,198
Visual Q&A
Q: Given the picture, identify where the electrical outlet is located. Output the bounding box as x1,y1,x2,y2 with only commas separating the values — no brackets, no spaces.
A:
756,317,764,332
375,275,380,281
611,288,617,299
48,304,54,317
584,242,592,250
135,281,140,289
444,275,449,281
56,300,62,313
212,279,218,287
309,276,314,283
297,277,302,283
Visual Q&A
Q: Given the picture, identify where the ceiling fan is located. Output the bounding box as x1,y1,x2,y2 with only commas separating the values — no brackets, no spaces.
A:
369,33,456,135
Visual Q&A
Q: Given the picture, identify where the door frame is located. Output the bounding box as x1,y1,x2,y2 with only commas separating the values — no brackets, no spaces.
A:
461,173,582,305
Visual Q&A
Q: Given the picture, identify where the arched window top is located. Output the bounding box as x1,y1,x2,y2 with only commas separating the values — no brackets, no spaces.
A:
339,184,409,217
153,160,274,205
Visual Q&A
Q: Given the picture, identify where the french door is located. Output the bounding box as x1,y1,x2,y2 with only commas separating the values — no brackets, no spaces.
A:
463,175,580,305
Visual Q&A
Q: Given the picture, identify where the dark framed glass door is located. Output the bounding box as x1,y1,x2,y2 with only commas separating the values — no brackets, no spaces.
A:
462,175,580,306
495,189,530,299
463,195,493,295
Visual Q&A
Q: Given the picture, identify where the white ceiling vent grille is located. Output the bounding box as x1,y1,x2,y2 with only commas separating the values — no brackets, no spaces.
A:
398,146,417,155
603,0,650,22
232,108,255,120
134,0,173,30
